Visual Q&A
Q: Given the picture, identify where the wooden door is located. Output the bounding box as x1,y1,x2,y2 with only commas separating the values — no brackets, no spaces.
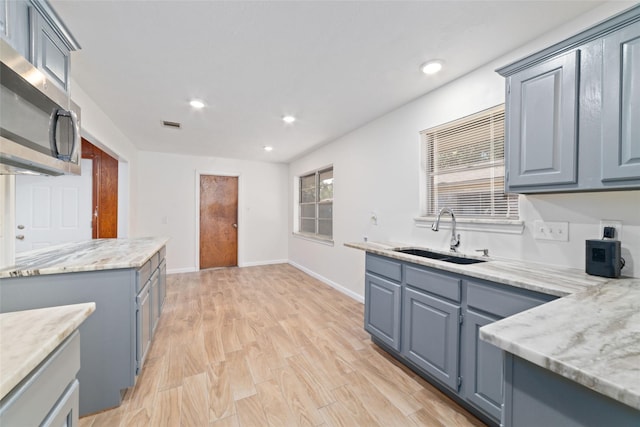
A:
199,175,238,269
82,138,118,238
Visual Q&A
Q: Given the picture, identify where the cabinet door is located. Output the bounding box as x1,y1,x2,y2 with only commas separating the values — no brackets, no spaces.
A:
40,379,79,427
1,0,29,59
463,310,502,422
30,6,70,91
506,50,579,189
364,273,402,351
136,283,151,374
602,22,640,182
159,259,167,311
402,287,460,391
150,270,160,333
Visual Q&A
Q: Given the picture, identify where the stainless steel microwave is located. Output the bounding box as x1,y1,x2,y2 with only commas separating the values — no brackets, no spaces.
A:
0,38,81,175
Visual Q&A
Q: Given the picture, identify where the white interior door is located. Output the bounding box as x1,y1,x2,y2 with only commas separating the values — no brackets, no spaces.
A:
15,158,92,253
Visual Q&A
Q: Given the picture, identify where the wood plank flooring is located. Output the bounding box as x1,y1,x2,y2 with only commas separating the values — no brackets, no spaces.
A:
79,264,486,427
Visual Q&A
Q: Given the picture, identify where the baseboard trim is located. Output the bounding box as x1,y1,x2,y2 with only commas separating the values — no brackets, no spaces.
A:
167,267,197,274
288,261,364,303
239,259,289,267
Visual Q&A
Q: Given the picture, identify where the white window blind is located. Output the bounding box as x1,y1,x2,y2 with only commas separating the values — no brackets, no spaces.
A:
421,105,518,219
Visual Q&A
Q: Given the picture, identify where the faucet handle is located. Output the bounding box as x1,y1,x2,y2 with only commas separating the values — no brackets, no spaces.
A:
475,248,489,257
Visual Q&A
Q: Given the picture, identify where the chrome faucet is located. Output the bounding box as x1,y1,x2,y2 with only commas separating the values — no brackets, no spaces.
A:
432,207,460,252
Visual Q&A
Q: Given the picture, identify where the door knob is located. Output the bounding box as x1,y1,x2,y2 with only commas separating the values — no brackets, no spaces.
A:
16,235,25,240
232,223,238,228
17,224,25,230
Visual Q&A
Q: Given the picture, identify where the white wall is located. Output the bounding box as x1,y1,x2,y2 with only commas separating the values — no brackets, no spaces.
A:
70,79,139,237
136,151,289,273
288,2,640,301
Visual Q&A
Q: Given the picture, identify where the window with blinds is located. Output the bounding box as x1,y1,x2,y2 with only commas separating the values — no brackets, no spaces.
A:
421,105,518,219
299,167,333,239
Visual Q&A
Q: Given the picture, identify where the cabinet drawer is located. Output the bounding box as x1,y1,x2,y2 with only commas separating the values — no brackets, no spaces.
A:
466,280,555,318
159,246,166,262
405,265,461,302
366,254,402,282
0,331,80,426
136,260,152,292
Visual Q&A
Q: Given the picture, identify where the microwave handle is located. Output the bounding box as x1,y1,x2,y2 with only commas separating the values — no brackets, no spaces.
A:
50,109,79,162
69,110,80,162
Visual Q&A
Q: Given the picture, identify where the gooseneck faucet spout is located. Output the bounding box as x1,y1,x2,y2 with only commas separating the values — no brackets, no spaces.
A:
431,207,460,252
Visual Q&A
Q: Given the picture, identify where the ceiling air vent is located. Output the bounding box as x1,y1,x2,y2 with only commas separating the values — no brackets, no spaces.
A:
162,120,181,129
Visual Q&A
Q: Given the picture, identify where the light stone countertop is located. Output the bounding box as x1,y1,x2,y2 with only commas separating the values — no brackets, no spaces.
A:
0,303,95,400
345,241,611,297
347,241,639,410
480,279,640,410
0,237,169,278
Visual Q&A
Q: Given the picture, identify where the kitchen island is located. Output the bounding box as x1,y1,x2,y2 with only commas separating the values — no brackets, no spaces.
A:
348,241,639,426
0,237,168,416
0,303,95,426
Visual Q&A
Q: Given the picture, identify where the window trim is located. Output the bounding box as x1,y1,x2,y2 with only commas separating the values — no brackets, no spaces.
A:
294,165,334,243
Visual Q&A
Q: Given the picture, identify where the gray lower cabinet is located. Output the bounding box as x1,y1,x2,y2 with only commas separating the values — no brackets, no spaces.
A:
463,310,502,419
402,287,460,391
503,354,640,426
0,331,81,426
159,259,167,310
364,253,557,425
364,272,402,351
136,281,152,374
462,279,555,421
0,246,167,416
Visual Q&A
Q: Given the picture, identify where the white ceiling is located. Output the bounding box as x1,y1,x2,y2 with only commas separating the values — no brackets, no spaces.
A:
50,1,602,163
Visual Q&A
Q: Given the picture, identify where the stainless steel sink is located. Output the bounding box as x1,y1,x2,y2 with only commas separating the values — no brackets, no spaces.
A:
394,248,487,265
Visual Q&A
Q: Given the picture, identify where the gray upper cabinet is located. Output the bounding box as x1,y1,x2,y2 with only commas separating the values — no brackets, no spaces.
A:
602,23,640,182
498,5,640,193
505,50,579,188
0,0,79,93
0,0,29,58
30,7,70,91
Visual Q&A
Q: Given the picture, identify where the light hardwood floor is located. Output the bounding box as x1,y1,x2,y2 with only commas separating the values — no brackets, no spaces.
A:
79,264,487,427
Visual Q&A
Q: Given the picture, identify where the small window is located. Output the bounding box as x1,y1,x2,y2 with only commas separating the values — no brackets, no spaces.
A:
421,105,518,219
299,167,333,239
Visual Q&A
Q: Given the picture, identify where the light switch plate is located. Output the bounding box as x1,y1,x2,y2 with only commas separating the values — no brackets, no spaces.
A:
599,220,622,240
533,220,569,241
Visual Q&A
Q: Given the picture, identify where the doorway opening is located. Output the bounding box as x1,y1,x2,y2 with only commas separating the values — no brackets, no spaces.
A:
81,138,118,238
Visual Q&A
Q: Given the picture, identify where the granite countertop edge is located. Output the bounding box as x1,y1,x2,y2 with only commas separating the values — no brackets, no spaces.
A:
0,303,96,400
0,237,169,278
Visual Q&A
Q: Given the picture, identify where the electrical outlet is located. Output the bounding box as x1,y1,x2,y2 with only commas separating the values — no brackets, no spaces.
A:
599,220,622,240
533,220,569,241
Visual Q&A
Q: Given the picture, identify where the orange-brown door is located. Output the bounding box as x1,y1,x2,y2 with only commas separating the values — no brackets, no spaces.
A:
81,138,118,238
199,175,238,269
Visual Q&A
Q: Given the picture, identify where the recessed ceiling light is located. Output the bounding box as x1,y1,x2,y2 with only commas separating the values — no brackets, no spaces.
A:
264,146,273,152
421,60,443,75
282,115,296,124
189,99,205,109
